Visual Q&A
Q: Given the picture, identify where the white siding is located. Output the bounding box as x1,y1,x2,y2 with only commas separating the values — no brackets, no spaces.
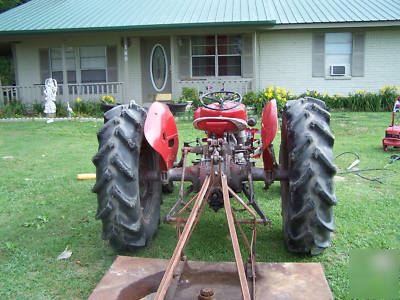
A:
12,33,143,104
257,29,400,95
125,37,142,104
8,27,400,105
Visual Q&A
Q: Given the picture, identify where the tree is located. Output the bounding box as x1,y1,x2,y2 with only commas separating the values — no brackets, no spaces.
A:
0,1,29,85
0,0,29,13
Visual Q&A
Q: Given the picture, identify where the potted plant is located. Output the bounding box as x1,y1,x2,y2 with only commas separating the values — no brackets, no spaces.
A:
100,95,119,113
166,87,200,115
166,98,188,115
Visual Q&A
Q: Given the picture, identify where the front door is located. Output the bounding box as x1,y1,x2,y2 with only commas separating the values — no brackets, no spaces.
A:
141,37,171,105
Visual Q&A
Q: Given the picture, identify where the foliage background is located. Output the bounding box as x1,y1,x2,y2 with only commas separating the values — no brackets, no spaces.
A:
0,1,29,85
0,0,28,13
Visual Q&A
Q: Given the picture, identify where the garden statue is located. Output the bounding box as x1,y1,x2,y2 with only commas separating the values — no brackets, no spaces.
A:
43,78,57,117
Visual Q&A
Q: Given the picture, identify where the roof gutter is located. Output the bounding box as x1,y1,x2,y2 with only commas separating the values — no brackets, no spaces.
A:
0,20,276,36
264,20,400,30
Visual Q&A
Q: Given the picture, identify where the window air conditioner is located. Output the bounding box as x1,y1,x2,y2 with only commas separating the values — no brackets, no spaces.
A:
330,65,346,76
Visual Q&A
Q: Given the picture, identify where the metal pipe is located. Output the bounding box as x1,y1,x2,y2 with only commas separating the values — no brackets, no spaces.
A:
273,169,289,181
251,167,289,181
167,166,200,187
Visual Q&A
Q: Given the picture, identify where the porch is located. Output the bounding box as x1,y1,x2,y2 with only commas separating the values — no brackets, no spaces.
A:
1,82,124,105
1,78,253,106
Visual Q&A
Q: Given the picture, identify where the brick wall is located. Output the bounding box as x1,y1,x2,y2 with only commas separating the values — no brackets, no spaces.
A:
257,29,400,95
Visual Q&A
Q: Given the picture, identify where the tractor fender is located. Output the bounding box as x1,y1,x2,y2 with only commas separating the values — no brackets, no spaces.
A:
261,99,278,170
144,102,179,171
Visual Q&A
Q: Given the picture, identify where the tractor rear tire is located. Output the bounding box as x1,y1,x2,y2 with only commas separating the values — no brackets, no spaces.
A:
280,97,337,255
92,102,162,251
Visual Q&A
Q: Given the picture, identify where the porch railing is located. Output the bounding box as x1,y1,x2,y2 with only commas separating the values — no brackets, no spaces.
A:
66,82,124,102
176,78,253,96
1,85,44,105
1,82,124,105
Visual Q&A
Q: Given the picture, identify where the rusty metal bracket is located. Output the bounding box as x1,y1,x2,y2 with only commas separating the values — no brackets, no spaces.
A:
155,175,211,300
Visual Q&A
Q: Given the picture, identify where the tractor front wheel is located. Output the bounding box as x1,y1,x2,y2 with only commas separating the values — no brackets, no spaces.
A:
92,102,162,251
280,97,337,255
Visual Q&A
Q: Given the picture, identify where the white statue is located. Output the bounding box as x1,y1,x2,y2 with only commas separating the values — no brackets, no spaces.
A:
43,78,58,115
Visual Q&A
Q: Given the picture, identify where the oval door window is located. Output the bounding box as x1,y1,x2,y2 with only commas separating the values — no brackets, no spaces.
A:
150,44,168,92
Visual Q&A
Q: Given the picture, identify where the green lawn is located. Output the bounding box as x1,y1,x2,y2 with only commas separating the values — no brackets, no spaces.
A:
0,112,399,299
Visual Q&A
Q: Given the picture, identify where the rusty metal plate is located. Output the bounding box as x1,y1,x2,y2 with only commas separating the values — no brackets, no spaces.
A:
89,256,333,300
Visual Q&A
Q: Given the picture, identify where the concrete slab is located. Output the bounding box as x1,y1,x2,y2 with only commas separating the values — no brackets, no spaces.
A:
89,256,333,300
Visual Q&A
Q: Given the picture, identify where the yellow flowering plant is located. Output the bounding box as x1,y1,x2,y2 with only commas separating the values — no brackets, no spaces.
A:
101,95,115,104
251,85,295,115
243,84,400,115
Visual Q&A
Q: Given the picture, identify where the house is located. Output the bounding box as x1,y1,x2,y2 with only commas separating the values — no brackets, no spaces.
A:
0,0,399,106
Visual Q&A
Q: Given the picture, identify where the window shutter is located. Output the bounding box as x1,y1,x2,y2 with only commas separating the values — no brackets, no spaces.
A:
352,33,365,77
107,45,118,82
242,34,253,78
312,33,325,77
178,36,191,79
39,48,50,84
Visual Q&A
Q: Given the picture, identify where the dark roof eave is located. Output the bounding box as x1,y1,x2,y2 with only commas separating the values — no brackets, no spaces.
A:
0,20,277,36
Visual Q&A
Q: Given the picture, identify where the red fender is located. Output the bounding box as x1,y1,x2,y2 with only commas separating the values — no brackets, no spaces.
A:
261,99,278,170
144,102,179,171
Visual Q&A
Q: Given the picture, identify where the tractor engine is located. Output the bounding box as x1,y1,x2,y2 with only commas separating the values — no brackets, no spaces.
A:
167,98,262,213
188,129,257,211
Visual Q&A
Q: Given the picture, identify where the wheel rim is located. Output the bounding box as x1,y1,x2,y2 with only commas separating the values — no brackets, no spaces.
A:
139,141,156,219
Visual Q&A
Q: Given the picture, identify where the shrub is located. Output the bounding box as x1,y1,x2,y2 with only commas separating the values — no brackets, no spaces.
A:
181,87,200,108
305,86,399,112
0,100,27,118
73,98,103,117
253,86,296,116
242,90,257,106
32,102,44,116
56,102,68,117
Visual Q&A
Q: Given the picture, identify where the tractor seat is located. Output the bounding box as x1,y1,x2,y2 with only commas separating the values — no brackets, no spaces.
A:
193,117,248,136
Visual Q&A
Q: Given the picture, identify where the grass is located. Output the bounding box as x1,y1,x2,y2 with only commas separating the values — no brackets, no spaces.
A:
0,112,399,299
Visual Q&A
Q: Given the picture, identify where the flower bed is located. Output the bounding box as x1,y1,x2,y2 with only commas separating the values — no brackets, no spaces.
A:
2,86,399,119
243,85,400,115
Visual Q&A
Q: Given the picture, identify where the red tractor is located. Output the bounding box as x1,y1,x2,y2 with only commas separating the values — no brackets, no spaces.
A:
92,92,336,297
383,95,400,151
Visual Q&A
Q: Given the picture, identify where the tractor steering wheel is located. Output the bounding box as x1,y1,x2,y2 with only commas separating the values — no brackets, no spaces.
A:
200,91,242,111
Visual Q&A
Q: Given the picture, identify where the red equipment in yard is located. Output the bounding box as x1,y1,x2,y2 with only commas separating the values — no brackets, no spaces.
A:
92,91,337,299
383,96,400,151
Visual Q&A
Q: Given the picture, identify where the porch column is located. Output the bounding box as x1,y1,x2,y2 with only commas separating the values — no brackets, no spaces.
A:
61,43,68,102
252,32,259,91
123,37,129,103
170,36,177,99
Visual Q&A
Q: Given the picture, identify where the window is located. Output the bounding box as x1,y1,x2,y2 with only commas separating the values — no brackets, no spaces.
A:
49,46,107,83
150,44,168,91
325,33,352,76
191,35,242,77
313,32,365,78
80,47,107,83
50,48,76,83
